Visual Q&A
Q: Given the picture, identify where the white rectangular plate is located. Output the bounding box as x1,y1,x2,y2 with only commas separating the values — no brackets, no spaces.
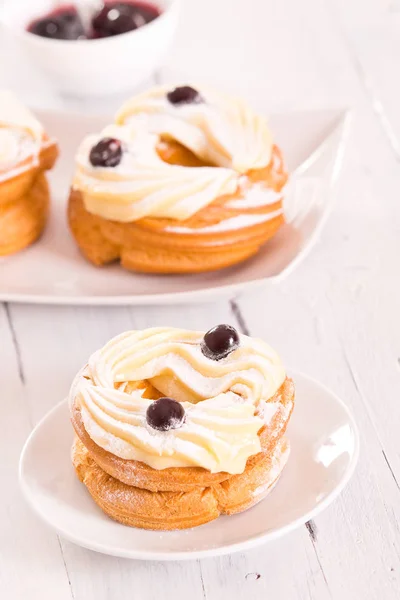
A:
0,108,350,305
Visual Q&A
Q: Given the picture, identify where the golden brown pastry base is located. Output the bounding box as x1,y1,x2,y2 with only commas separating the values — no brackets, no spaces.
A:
0,142,58,256
71,377,294,492
68,144,288,274
70,378,294,530
72,436,289,530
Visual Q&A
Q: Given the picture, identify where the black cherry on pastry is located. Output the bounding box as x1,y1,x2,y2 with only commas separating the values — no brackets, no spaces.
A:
201,324,240,361
167,86,204,106
146,397,186,432
89,138,123,168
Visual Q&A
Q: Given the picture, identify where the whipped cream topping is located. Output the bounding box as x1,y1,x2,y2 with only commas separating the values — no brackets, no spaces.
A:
116,86,273,173
0,91,45,181
0,128,38,173
0,91,43,142
73,124,237,222
71,327,286,474
73,85,276,223
0,129,19,166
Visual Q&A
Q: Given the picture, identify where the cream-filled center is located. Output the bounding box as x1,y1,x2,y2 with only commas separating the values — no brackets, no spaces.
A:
71,327,286,474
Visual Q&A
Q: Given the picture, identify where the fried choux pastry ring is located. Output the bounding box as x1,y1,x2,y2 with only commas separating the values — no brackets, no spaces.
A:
0,92,58,256
68,85,288,273
69,325,295,530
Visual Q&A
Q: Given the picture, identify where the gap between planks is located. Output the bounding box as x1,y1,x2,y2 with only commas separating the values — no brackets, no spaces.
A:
4,302,26,386
58,537,76,600
3,300,76,600
229,298,326,576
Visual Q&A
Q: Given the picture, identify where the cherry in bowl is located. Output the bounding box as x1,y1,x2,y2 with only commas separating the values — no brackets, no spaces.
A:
27,2,161,41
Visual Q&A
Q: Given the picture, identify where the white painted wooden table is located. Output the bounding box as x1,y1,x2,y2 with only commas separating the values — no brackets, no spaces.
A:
1,0,400,598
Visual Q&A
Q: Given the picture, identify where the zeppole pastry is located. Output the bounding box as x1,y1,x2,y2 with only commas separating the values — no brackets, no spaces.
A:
68,85,288,273
0,92,58,256
69,324,295,530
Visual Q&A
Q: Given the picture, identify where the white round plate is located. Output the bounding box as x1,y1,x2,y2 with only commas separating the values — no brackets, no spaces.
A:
19,371,359,560
0,108,350,305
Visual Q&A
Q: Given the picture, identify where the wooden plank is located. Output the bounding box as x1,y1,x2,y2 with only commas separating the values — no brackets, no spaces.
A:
0,304,73,599
331,0,400,155
199,533,331,600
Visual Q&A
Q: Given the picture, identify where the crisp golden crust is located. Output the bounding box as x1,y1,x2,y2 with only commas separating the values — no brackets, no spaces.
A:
71,366,294,530
0,141,58,207
68,143,287,274
0,173,49,256
0,141,58,256
71,377,295,493
72,436,289,530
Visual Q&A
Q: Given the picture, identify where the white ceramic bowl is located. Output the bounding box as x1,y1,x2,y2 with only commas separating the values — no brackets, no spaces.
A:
0,0,180,96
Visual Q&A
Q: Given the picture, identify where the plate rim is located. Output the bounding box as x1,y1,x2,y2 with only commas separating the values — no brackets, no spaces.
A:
1,107,351,306
19,369,360,560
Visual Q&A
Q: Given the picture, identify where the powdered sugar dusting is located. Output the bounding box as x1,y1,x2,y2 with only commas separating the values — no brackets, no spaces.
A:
226,184,284,209
165,209,283,234
0,129,40,183
252,440,290,499
72,327,287,474
256,401,280,425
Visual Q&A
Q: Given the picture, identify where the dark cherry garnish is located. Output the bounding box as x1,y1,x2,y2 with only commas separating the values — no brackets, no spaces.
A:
146,397,185,432
167,86,204,106
89,138,123,167
201,324,240,361
28,10,85,40
92,2,159,37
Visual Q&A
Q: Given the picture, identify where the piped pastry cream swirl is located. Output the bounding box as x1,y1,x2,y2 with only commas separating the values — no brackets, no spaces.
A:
70,327,286,474
73,124,238,222
72,85,275,223
0,91,46,181
116,85,273,173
